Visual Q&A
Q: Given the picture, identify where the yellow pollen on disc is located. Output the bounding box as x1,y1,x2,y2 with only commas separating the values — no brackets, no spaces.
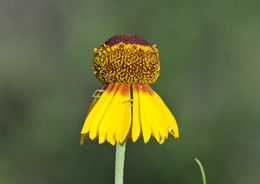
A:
93,42,160,84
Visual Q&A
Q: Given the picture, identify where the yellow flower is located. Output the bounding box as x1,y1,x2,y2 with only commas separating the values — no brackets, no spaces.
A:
81,34,179,145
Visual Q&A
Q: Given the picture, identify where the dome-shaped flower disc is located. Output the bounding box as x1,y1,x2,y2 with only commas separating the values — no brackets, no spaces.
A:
93,34,160,84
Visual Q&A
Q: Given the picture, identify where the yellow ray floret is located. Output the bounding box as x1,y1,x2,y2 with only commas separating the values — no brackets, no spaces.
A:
132,84,141,142
81,83,131,145
81,83,179,145
136,84,179,144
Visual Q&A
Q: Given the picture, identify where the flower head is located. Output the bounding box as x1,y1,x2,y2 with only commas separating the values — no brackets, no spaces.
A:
93,34,160,84
81,34,179,145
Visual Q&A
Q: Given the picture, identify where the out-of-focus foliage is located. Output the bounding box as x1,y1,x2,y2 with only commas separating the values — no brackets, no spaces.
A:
1,0,260,184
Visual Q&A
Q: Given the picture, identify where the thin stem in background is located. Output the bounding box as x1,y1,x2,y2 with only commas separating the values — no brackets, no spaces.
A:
195,158,206,184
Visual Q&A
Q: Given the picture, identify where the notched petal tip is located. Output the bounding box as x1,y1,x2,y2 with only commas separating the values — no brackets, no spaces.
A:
159,139,165,144
170,129,179,138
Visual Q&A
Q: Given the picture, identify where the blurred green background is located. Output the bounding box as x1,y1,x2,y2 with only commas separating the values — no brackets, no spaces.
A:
1,0,260,184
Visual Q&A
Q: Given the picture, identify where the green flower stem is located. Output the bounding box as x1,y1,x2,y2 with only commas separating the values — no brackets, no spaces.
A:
115,142,126,184
195,158,206,184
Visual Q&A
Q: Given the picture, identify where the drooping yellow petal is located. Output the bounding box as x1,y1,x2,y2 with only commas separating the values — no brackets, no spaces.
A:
97,83,121,144
88,84,121,140
139,85,161,143
139,85,152,143
147,86,179,138
81,84,116,140
102,84,125,145
115,84,131,143
144,86,170,144
98,83,131,144
132,84,141,142
105,84,131,144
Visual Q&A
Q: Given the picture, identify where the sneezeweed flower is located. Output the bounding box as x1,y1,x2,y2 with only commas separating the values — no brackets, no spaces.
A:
81,34,179,145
